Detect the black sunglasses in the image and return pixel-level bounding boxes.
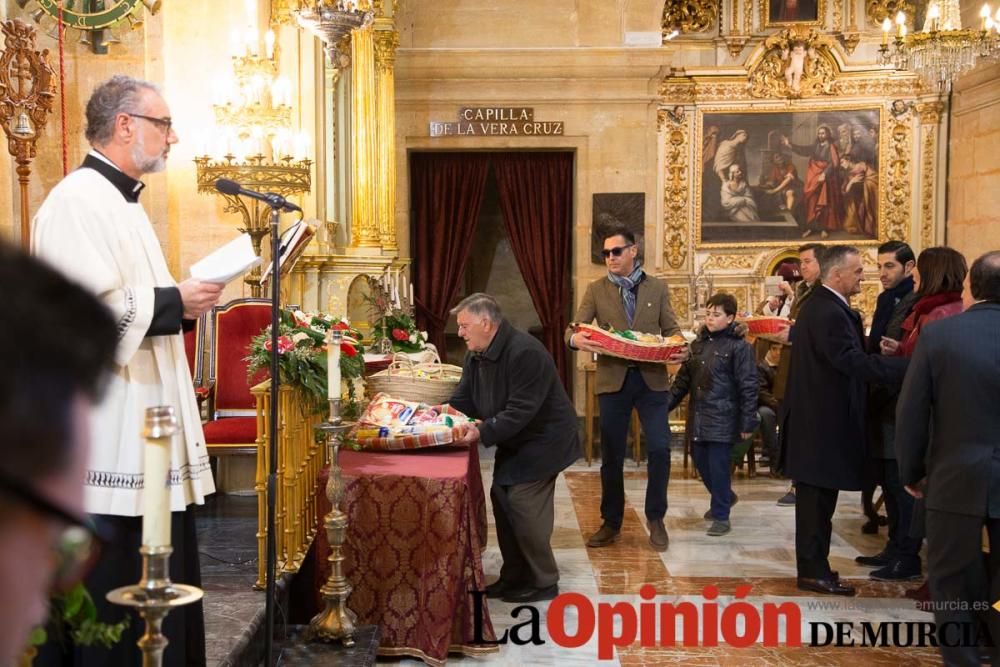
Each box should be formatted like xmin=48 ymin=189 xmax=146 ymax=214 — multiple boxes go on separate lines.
xmin=601 ymin=244 xmax=634 ymax=259
xmin=0 ymin=473 xmax=101 ymax=593
xmin=129 ymin=113 xmax=173 ymax=135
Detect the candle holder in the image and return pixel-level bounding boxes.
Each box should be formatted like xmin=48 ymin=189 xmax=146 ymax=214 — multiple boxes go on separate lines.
xmin=304 ymin=397 xmax=357 ymax=646
xmin=106 ymin=545 xmax=204 ymax=667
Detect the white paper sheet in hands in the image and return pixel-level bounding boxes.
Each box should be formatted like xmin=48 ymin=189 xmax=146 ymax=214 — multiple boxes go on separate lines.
xmin=189 ymin=233 xmax=261 ymax=284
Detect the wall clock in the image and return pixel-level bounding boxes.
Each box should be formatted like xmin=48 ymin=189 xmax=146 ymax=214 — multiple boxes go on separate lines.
xmin=18 ymin=0 xmax=161 ymax=53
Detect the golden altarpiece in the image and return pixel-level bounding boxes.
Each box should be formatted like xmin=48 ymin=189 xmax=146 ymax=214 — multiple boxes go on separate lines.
xmin=273 ymin=0 xmax=405 ymax=327
xmin=657 ymin=0 xmax=947 ymax=326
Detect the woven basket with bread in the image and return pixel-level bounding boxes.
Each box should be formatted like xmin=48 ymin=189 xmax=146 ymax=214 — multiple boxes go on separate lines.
xmin=366 ymin=351 xmax=463 ymax=404
xmin=571 ymin=323 xmax=688 ymax=363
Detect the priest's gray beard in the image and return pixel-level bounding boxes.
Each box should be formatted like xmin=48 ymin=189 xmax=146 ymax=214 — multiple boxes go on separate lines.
xmin=131 ymin=133 xmax=167 ymax=174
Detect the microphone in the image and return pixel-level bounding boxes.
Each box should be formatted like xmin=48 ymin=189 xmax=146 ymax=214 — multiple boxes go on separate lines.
xmin=214 ymin=178 xmax=302 ymax=213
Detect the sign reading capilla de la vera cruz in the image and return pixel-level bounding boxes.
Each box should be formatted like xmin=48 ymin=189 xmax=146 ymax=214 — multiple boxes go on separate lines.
xmin=430 ymin=107 xmax=564 ymax=137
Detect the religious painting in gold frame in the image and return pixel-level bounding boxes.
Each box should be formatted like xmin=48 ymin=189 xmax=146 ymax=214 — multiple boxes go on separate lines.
xmin=764 ymin=0 xmax=826 ymax=28
xmin=696 ymin=105 xmax=884 ymax=248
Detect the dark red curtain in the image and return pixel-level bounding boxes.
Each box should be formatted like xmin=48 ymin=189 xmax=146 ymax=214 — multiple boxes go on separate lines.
xmin=492 ymin=152 xmax=574 ymax=389
xmin=410 ymin=152 xmax=490 ymax=358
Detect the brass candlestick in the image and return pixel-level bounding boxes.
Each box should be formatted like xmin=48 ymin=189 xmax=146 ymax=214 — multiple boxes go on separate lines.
xmin=304 ymin=397 xmax=357 ymax=646
xmin=106 ymin=546 xmax=204 ymax=667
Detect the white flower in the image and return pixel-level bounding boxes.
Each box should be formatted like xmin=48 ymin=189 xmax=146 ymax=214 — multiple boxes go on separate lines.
xmin=293 ymin=309 xmax=308 ymax=322
xmin=291 ymin=331 xmax=310 ymax=344
xmin=420 ymin=331 xmax=428 ymax=341
xmin=409 ymin=333 xmax=418 ymax=344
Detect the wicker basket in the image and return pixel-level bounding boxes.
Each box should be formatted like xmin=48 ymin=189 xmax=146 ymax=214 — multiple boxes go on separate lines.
xmin=739 ymin=316 xmax=791 ymax=336
xmin=571 ymin=323 xmax=687 ymax=363
xmin=366 ymin=352 xmax=463 ymax=404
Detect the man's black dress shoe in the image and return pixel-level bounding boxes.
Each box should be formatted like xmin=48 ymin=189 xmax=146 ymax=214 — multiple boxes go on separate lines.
xmin=870 ymin=559 xmax=922 ymax=582
xmin=502 ymin=583 xmax=559 ymax=603
xmin=485 ymin=579 xmax=513 ymax=598
xmin=855 ymin=549 xmax=892 ymax=567
xmin=797 ymin=577 xmax=856 ymax=596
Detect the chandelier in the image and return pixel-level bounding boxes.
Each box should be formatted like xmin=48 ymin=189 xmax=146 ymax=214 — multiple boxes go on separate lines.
xmin=194 ymin=4 xmax=311 ymax=296
xmin=292 ymin=0 xmax=374 ymax=67
xmin=879 ymin=0 xmax=1000 ymax=91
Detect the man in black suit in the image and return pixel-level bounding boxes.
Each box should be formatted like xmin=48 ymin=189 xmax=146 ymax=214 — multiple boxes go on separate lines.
xmin=896 ymin=250 xmax=1000 ymax=665
xmin=782 ymin=245 xmax=907 ymax=596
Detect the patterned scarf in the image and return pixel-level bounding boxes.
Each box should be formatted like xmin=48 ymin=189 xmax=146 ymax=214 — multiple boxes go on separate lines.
xmin=608 ymin=262 xmax=644 ymax=326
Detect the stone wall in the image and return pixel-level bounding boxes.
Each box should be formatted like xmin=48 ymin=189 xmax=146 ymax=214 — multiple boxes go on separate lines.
xmin=947 ymin=62 xmax=1000 ymax=261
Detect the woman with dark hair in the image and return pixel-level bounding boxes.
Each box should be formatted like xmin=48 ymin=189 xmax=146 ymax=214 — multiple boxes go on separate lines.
xmin=880 ymin=245 xmax=967 ymax=604
xmin=881 ymin=246 xmax=967 ymax=359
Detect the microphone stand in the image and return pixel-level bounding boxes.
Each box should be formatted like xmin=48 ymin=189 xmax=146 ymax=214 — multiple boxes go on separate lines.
xmin=264 ymin=201 xmax=282 ymax=667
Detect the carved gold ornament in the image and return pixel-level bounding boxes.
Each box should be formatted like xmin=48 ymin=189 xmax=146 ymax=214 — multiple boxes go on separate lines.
xmin=747 ymin=26 xmax=837 ymax=99
xmin=669 ymin=285 xmax=691 ymax=321
xmin=661 ymin=0 xmax=718 ymax=35
xmin=661 ymin=109 xmax=690 ymax=271
xmin=866 ymin=0 xmax=914 ymax=26
xmin=702 ymin=254 xmax=758 ymax=271
xmin=881 ymin=109 xmax=912 ymax=242
xmin=917 ymin=101 xmax=944 ymax=248
xmin=838 ymin=31 xmax=861 ymax=54
xmin=855 ymin=281 xmax=880 ymax=325
xmin=724 ymin=35 xmax=751 ymax=59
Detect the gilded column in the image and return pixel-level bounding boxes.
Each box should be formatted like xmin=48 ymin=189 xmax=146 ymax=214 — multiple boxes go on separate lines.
xmin=917 ymin=101 xmax=945 ymax=249
xmin=350 ymin=25 xmax=380 ymax=248
xmin=373 ymin=25 xmax=399 ymax=252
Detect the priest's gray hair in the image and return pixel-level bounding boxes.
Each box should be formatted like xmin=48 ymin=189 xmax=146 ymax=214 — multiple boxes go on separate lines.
xmin=85 ymin=75 xmax=162 ymax=146
xmin=819 ymin=245 xmax=860 ymax=280
xmin=451 ymin=293 xmax=503 ymax=323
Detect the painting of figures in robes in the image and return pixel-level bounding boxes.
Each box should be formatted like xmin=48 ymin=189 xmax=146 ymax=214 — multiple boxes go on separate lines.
xmin=697 ymin=107 xmax=882 ymax=246
xmin=765 ymin=0 xmax=823 ymax=25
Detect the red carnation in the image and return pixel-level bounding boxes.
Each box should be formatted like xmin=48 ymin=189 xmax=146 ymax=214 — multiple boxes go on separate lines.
xmin=391 ymin=327 xmax=409 ymax=341
xmin=333 ymin=321 xmax=350 ymax=331
xmin=263 ymin=335 xmax=294 ymax=354
xmin=341 ymin=342 xmax=357 ymax=357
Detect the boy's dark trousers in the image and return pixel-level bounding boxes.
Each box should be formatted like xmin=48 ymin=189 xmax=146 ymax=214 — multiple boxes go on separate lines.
xmin=692 ymin=441 xmax=734 ymax=521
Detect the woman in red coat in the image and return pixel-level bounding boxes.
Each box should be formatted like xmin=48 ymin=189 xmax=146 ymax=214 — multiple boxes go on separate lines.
xmin=881 ymin=246 xmax=967 ymax=359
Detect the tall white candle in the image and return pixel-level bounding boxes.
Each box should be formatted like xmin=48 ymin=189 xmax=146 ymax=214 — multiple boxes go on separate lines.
xmin=409 ymin=282 xmax=414 ymax=307
xmin=142 ymin=407 xmax=175 ymax=549
xmin=327 ymin=330 xmax=341 ymax=400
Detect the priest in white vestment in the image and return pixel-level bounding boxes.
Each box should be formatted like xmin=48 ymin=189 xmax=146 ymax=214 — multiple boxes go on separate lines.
xmin=31 ymin=75 xmax=223 ymax=667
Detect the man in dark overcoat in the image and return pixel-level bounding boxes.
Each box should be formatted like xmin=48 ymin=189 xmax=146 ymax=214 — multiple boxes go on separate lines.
xmin=781 ymin=245 xmax=907 ymax=595
xmin=449 ymin=293 xmax=580 ymax=604
xmin=896 ymin=250 xmax=1000 ymax=666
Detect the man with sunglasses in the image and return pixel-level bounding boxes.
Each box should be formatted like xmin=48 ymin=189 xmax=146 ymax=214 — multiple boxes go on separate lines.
xmin=566 ymin=225 xmax=685 ymax=551
xmin=31 ymin=76 xmax=220 ymax=666
xmin=0 ymin=242 xmax=117 ymax=667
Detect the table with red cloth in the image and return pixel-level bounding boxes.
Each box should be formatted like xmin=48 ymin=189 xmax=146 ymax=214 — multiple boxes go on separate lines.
xmin=314 ymin=444 xmax=497 ymax=666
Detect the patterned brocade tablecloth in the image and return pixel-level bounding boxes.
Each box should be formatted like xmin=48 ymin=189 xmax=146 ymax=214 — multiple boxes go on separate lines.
xmin=315 ymin=445 xmax=497 ymax=665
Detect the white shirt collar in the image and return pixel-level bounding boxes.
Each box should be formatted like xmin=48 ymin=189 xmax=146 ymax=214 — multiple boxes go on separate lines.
xmin=822 ymin=284 xmax=849 ymax=307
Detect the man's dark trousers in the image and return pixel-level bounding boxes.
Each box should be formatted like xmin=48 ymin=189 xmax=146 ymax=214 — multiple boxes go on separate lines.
xmin=597 ymin=367 xmax=670 ymax=529
xmin=795 ymin=481 xmax=839 ymax=578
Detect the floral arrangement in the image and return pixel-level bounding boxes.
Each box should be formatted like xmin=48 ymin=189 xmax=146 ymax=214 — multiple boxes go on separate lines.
xmin=372 ymin=310 xmax=429 ymax=354
xmin=246 ymin=309 xmax=365 ymax=415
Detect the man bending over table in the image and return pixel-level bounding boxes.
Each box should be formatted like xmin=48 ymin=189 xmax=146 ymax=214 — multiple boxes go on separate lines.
xmin=449 ymin=293 xmax=580 ymax=604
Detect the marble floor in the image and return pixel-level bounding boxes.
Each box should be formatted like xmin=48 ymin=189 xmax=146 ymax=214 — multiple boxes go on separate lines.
xmin=388 ymin=448 xmax=948 ymax=666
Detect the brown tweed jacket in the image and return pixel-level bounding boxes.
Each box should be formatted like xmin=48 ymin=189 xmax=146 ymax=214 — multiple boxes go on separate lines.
xmin=565 ymin=274 xmax=681 ymax=394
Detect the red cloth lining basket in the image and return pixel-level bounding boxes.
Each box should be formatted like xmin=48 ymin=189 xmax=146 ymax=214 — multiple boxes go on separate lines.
xmin=571 ymin=323 xmax=687 ymax=363
xmin=739 ymin=316 xmax=791 ymax=336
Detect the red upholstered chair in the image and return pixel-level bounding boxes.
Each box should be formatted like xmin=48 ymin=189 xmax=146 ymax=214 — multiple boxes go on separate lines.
xmin=202 ymin=298 xmax=271 ymax=456
xmin=182 ymin=315 xmax=208 ymax=408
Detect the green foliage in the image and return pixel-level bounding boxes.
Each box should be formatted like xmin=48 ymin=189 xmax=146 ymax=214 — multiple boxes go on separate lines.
xmin=34 ymin=583 xmax=130 ymax=649
xmin=246 ymin=309 xmax=366 ymax=416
